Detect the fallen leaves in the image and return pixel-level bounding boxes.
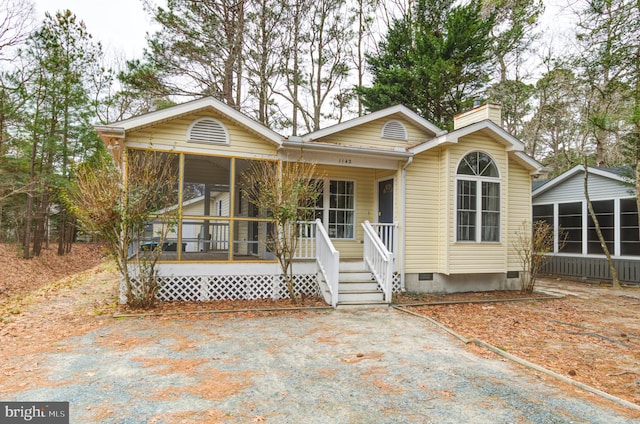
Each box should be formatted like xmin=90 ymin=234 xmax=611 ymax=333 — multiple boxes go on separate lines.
xmin=405 ymin=282 xmax=640 ymax=408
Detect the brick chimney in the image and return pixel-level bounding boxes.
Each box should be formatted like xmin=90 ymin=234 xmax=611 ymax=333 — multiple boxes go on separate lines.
xmin=453 ymin=103 xmax=502 ymax=130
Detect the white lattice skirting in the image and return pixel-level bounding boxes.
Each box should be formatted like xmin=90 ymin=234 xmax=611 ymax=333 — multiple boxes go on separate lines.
xmin=392 ymin=273 xmax=402 ymax=293
xmin=120 ymin=274 xmax=320 ymax=303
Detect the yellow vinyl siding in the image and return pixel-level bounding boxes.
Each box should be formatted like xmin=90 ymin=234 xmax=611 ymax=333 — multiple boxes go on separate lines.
xmin=404 ymin=149 xmax=442 ymax=272
xmin=438 ymin=149 xmax=450 ymax=271
xmin=453 ymin=104 xmax=502 ymax=129
xmin=446 ymin=135 xmax=509 ymax=273
xmin=506 ymin=159 xmax=532 ymax=271
xmin=127 ymin=112 xmax=278 ymax=156
xmin=315 ymin=115 xmax=430 ymax=150
xmin=316 ymin=165 xmax=376 ymax=259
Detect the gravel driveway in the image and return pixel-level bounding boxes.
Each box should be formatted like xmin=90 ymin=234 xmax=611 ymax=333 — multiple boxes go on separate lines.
xmin=2 ymin=308 xmax=636 ymax=423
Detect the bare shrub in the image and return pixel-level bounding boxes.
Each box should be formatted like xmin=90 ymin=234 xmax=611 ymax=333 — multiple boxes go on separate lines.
xmin=240 ymin=159 xmax=322 ymax=304
xmin=65 ymin=150 xmax=178 ymax=308
xmin=514 ymin=220 xmax=565 ymax=293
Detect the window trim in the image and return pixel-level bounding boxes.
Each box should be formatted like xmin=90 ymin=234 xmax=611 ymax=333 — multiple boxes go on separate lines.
xmin=314 ymin=178 xmax=357 ymax=240
xmin=454 ymin=151 xmax=501 ymax=243
xmin=533 ymin=197 xmax=640 ymax=258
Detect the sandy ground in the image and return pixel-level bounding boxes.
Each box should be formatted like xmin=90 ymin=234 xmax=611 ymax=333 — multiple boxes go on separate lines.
xmin=3 ymin=308 xmax=639 ymax=423
xmin=1 ymin=245 xmax=639 ymax=422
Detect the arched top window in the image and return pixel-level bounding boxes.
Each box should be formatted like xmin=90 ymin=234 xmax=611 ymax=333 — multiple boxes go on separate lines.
xmin=456 ymin=151 xmax=501 ymax=242
xmin=187 ymin=117 xmax=229 ymax=145
xmin=381 ymin=120 xmax=408 ymax=141
xmin=457 ymin=151 xmax=499 ymax=178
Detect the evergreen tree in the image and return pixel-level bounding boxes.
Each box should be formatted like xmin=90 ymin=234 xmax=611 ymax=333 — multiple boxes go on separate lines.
xmin=357 ymin=0 xmax=494 ymax=129
xmin=16 ymin=10 xmax=104 ymax=257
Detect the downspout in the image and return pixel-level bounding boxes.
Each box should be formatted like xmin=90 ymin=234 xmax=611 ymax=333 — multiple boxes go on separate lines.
xmin=400 ymin=156 xmax=414 ymax=291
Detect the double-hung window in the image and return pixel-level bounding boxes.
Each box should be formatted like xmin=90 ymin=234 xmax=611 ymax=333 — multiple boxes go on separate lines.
xmin=312 ymin=179 xmax=355 ymax=239
xmin=456 ymin=151 xmax=501 ymax=242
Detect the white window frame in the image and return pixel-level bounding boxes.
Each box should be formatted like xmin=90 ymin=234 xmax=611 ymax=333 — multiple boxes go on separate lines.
xmin=534 ymin=197 xmax=640 ymax=258
xmin=455 ymin=151 xmax=501 ymax=243
xmin=313 ymin=179 xmax=356 ymax=240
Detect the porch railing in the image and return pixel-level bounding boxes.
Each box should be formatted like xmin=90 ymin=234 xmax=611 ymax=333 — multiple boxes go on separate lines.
xmin=315 ymin=218 xmax=340 ymax=308
xmin=369 ymin=222 xmax=398 ymax=254
xmin=295 ymin=220 xmax=316 ymax=259
xmin=362 ymin=220 xmax=393 ymax=303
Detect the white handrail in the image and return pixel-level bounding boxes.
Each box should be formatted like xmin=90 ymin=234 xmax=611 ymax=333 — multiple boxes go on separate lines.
xmin=315 ymin=218 xmax=340 ymax=308
xmin=362 ymin=220 xmax=393 ymax=303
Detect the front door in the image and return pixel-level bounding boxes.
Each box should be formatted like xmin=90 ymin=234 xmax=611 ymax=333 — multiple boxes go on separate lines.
xmin=378 ymin=179 xmax=394 ymax=223
xmin=378 ymin=179 xmax=394 ymax=251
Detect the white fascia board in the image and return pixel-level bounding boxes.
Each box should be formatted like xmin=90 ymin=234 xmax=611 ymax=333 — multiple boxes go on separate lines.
xmin=281 ymin=140 xmax=412 ymax=159
xmin=409 ymin=134 xmax=454 ymax=154
xmin=300 ymin=105 xmax=445 ymax=141
xmin=587 ymin=166 xmax=631 ymax=182
xmin=105 ymin=97 xmax=284 ymax=146
xmin=94 ymin=125 xmax=125 ymax=138
xmin=512 ymin=151 xmax=547 ymax=174
xmin=456 ymin=120 xmax=525 ymax=150
xmin=532 ymin=165 xmax=631 ymax=198
xmin=411 ymin=120 xmax=526 ymax=154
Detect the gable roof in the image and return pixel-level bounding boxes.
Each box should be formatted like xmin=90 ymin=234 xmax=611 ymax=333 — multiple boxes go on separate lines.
xmin=94 ymin=97 xmax=284 ymax=146
xmin=411 ymin=119 xmax=546 ymax=174
xmin=532 ymin=165 xmax=634 ymax=198
xmin=297 ymin=104 xmax=446 ymax=142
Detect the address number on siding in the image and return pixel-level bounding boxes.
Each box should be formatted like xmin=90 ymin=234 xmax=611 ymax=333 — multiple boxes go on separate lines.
xmin=338 ymin=159 xmax=352 ymax=164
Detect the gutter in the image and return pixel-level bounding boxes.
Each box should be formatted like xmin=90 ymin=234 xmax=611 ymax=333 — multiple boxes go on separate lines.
xmin=94 ymin=125 xmax=126 ymax=138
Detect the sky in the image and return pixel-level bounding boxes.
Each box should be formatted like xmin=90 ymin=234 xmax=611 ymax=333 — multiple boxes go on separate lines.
xmin=30 ymin=0 xmax=576 ymax=76
xmin=31 ymin=0 xmax=156 ymax=59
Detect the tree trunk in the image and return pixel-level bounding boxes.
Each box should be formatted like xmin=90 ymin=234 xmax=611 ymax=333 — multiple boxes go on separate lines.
xmin=291 ymin=0 xmax=301 ymax=136
xmin=583 ymin=162 xmax=620 ymax=288
xmin=32 ymin=187 xmax=48 ymax=256
xmin=22 ymin=185 xmax=33 ymax=259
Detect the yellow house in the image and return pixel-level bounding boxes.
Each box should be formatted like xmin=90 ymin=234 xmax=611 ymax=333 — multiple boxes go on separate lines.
xmin=96 ymin=98 xmax=544 ymax=307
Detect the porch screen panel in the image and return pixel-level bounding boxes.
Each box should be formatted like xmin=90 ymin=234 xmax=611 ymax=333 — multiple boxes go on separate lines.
xmin=587 ymin=200 xmax=614 ymax=255
xmin=128 ymin=150 xmax=180 ymax=260
xmin=182 ymin=155 xmax=231 ymax=217
xmin=309 ymin=179 xmax=324 ymax=222
xmin=558 ymin=202 xmax=582 ymax=253
xmin=620 ymin=198 xmax=640 ymax=256
xmin=178 ymin=219 xmax=230 ymax=261
xmin=234 ymin=159 xmax=273 ymax=218
xmin=136 ymin=218 xmax=181 ymax=261
xmin=233 ymin=220 xmax=275 ymax=261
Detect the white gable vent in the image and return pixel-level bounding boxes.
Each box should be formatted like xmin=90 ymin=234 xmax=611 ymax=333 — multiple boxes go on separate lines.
xmin=187 ymin=117 xmax=229 ymax=145
xmin=381 ymin=120 xmax=408 ymax=141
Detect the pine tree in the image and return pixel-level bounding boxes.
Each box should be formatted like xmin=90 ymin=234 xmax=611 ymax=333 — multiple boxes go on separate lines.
xmin=357 ymin=0 xmax=494 ymax=129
